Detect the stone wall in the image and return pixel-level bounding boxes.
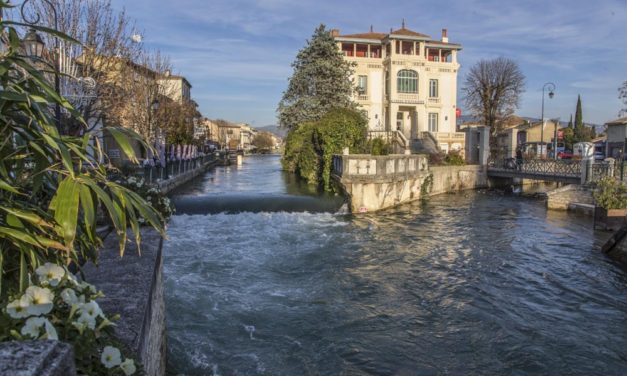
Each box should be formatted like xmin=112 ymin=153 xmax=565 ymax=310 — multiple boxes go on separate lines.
xmin=158 ymin=159 xmax=220 ymax=194
xmin=333 ymin=154 xmax=430 ymax=212
xmin=428 ymin=165 xmax=488 ymax=196
xmin=0 ymin=341 xmax=76 ymax=376
xmin=81 ymin=229 xmax=166 ymax=376
xmin=545 ymin=184 xmax=594 ymax=210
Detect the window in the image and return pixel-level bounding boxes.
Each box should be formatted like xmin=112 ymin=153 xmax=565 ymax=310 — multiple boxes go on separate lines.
xmin=357 ymin=75 xmax=368 ymax=94
xmin=397 ymin=70 xmax=418 ymax=93
xmin=429 ymin=79 xmax=438 ymax=98
xmin=428 ymin=113 xmax=439 ymax=132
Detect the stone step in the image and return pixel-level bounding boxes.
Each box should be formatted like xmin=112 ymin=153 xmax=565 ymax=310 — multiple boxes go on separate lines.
xmin=568 ymin=203 xmax=595 ymax=216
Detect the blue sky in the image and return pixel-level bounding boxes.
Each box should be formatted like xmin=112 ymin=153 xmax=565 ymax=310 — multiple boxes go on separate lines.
xmin=110 ymin=0 xmax=627 ymax=126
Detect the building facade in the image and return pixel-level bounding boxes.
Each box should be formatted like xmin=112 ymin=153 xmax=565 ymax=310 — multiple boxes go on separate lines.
xmin=333 ymin=24 xmax=464 ymax=153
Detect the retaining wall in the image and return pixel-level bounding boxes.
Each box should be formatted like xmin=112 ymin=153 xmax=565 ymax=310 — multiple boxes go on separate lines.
xmin=428 ymin=165 xmax=488 ymax=196
xmin=81 ymin=229 xmax=166 ymax=376
xmin=545 ymin=184 xmax=594 ymax=210
xmin=158 ymin=159 xmax=219 ymax=194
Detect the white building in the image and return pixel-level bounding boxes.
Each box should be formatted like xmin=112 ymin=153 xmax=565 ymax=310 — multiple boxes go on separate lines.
xmin=333 ymin=23 xmax=465 ymax=153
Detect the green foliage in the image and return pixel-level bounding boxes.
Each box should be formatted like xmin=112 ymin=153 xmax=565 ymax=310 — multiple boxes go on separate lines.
xmin=594 ymin=177 xmax=627 ymax=210
xmin=445 ymin=150 xmax=465 ymax=166
xmin=575 ymin=95 xmax=583 ymax=129
xmin=110 ymin=174 xmax=173 ymax=222
xmin=282 ymin=108 xmax=368 ymax=190
xmin=367 ymin=138 xmax=391 ymax=156
xmin=562 ymin=126 xmax=575 ymax=151
xmin=0 ymin=13 xmax=164 ymax=300
xmin=277 ymin=24 xmax=357 ymax=131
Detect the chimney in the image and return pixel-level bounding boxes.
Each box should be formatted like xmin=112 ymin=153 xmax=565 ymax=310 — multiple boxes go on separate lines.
xmin=330 ymin=29 xmax=340 ymax=38
xmin=442 ymin=28 xmax=449 ymax=43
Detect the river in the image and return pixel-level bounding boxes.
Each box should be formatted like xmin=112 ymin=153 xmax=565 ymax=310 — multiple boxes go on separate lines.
xmin=164 ymin=154 xmax=627 ymax=375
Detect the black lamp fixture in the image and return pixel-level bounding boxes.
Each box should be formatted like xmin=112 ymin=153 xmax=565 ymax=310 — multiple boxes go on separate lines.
xmin=22 ymin=28 xmax=45 ymax=59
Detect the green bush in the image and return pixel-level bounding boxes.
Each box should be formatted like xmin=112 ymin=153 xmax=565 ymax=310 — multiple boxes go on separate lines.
xmin=282 ymin=108 xmax=367 ymax=190
xmin=594 ymin=177 xmax=627 ymax=210
xmin=445 ymin=150 xmax=465 ymax=166
xmin=368 ymin=138 xmax=391 ymax=156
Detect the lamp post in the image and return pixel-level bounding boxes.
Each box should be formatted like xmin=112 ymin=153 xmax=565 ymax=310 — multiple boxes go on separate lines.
xmin=540 ymin=82 xmax=556 ymax=158
xmin=20 ymin=0 xmax=61 ymax=132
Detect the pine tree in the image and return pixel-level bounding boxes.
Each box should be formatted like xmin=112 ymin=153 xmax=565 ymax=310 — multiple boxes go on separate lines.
xmin=278 ymin=24 xmax=357 ymax=131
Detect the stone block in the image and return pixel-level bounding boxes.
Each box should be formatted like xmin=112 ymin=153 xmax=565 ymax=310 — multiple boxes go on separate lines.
xmin=0 ymin=341 xmax=76 ymax=376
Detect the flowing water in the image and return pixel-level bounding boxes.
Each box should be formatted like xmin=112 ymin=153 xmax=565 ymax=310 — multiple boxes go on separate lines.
xmin=164 ymin=154 xmax=627 ymax=375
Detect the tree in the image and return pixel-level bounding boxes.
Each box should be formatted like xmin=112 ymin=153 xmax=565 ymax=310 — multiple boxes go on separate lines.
xmin=567 ymin=114 xmax=573 ymax=128
xmin=283 ymin=108 xmax=367 ymax=190
xmin=573 ymin=95 xmax=589 ymax=142
xmin=252 ymin=132 xmax=275 ymax=152
xmin=277 ymin=24 xmax=357 ymax=131
xmin=462 ymin=57 xmax=525 ymax=142
xmin=25 ymin=0 xmax=144 ymax=134
xmin=619 ymin=81 xmax=627 ymax=117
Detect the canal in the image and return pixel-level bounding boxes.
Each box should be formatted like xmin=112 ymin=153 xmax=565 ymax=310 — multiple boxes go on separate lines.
xmin=164 ymin=154 xmax=627 ymax=375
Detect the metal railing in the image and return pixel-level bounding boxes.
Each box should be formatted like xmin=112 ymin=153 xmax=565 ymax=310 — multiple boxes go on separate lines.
xmin=132 ymin=154 xmax=219 ymax=185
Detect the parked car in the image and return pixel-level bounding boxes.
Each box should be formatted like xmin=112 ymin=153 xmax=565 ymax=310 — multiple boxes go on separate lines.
xmin=594 ymin=152 xmax=605 ymax=161
xmin=557 ymin=151 xmax=573 ymax=159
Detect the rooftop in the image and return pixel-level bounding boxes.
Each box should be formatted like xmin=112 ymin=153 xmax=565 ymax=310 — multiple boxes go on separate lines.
xmin=606 ymin=116 xmax=627 ymax=126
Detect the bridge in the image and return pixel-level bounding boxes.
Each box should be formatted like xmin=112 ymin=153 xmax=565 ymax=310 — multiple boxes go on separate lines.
xmin=487 ymin=158 xmax=616 ymax=184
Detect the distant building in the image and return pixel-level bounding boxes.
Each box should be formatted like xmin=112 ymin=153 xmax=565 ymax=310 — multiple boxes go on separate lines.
xmin=332 ymin=23 xmax=464 ymax=153
xmin=493 ymin=116 xmax=562 ymax=157
xmin=158 ymin=71 xmax=192 ymax=103
xmin=605 ymin=117 xmax=627 ymax=158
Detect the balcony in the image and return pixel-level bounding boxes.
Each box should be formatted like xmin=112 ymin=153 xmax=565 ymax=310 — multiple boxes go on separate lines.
xmin=392 ymin=93 xmax=422 ymax=104
xmin=357 ymin=94 xmax=369 ymax=101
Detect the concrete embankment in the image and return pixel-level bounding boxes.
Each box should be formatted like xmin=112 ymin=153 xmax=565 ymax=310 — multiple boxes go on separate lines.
xmin=332 ymin=153 xmax=490 ymax=212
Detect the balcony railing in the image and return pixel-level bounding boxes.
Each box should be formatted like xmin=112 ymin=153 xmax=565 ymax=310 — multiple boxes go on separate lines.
xmin=428 ymin=97 xmax=441 ymax=104
xmin=357 ymin=94 xmax=369 ymax=101
xmin=394 ymin=93 xmax=422 ymax=103
xmin=434 ymin=132 xmax=466 ymax=141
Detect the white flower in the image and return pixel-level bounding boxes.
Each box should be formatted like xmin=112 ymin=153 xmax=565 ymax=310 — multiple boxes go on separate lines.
xmin=79 ymin=300 xmax=104 ymax=319
xmin=128 ymin=177 xmax=136 ymax=184
xmin=24 ymin=286 xmax=54 ymax=316
xmin=75 ymin=312 xmax=96 ymax=330
xmin=6 ymin=296 xmax=30 ymax=319
xmin=21 ymin=317 xmax=45 ymax=338
xmin=44 ymin=319 xmax=58 ymax=340
xmin=120 ymin=358 xmax=137 ymax=375
xmin=35 ymin=263 xmax=65 ymax=287
xmin=60 ymin=288 xmax=79 ymax=305
xmin=146 ymin=196 xmax=152 ymax=201
xmin=101 ymin=346 xmax=122 ymax=368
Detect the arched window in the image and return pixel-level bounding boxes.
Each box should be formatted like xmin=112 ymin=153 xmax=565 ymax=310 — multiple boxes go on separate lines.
xmin=397 ymin=70 xmax=418 ymax=93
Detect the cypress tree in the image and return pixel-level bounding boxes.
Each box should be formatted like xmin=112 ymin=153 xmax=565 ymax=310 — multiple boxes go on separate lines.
xmin=574 ymin=95 xmax=584 ymax=141
xmin=278 ymin=24 xmax=357 ymax=131
xmin=567 ymin=114 xmax=573 ymax=128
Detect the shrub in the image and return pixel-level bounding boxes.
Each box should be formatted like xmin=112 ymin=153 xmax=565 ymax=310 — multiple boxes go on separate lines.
xmin=594 ymin=177 xmax=627 ymax=210
xmin=368 ymin=138 xmax=391 ymax=156
xmin=445 ymin=150 xmax=465 ymax=166
xmin=283 ymin=108 xmax=367 ymax=190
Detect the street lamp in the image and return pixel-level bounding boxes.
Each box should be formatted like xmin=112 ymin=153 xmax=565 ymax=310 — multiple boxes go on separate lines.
xmin=540 ymin=82 xmax=556 ymax=158
xmin=20 ymin=0 xmax=62 ymax=132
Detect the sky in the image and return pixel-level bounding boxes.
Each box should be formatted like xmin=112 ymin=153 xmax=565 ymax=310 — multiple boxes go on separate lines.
xmin=110 ymin=0 xmax=627 ymax=127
